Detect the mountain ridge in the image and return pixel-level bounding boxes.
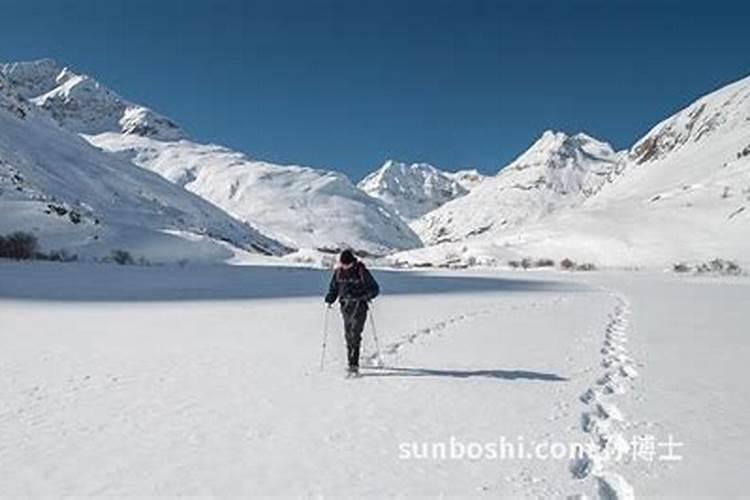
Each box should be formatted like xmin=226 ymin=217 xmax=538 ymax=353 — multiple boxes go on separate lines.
xmin=4 ymin=57 xmax=748 ymax=267
xmin=396 ymin=73 xmax=750 ymax=268
xmin=412 ymin=130 xmax=623 ymax=245
xmin=0 ymin=69 xmax=288 ymax=262
xmin=357 ymin=160 xmax=469 ymax=221
xmin=2 ymin=59 xmax=186 ymax=141
xmin=3 ymin=59 xmax=422 ymax=255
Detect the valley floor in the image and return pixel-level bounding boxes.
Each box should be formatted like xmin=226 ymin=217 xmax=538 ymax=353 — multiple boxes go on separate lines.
xmin=0 ymin=262 xmax=747 ymax=497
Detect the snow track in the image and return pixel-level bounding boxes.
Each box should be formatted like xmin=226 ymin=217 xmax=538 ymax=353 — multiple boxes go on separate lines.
xmin=364 ymin=294 xmax=568 ymax=368
xmin=572 ymin=291 xmax=638 ymax=500
xmin=364 ymin=307 xmax=489 ymax=366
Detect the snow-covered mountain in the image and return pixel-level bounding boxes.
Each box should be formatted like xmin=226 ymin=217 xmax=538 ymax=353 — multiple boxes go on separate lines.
xmin=412 ymin=131 xmax=622 ymax=244
xmin=88 ymin=134 xmax=422 ymax=254
xmin=7 ymin=57 xmax=745 ymax=268
xmin=357 ymin=160 xmax=469 ymax=220
xmin=535 ymin=72 xmax=750 ymax=266
xmin=398 ymin=73 xmax=750 ymax=268
xmin=2 ymin=60 xmax=185 ymax=141
xmin=4 ymin=59 xmax=421 ymax=255
xmin=0 ymin=67 xmax=286 ymax=262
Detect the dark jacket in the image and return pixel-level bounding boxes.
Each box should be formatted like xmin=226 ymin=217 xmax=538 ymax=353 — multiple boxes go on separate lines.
xmin=325 ymin=261 xmax=380 ymax=304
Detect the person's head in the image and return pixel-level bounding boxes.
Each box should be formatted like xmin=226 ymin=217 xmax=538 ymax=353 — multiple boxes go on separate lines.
xmin=339 ymin=249 xmax=356 ymax=268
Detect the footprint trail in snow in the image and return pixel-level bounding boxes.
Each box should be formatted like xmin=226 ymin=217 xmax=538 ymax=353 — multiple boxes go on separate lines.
xmin=572 ymin=293 xmax=638 ymax=500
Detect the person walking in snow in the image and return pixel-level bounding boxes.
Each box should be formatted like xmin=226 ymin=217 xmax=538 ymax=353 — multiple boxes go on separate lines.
xmin=325 ymin=249 xmax=380 ymax=376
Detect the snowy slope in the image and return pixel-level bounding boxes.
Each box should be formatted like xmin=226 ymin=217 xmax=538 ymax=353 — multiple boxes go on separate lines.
xmin=0 ymin=70 xmax=30 ymax=119
xmin=0 ymin=70 xmax=286 ymax=262
xmin=87 ymin=134 xmax=421 ymax=254
xmin=494 ymin=74 xmax=750 ymax=267
xmin=357 ymin=160 xmax=468 ymax=220
xmin=595 ymin=72 xmax=750 ymax=205
xmin=399 ymin=74 xmax=750 ymax=268
xmin=2 ymin=59 xmax=185 ymax=140
xmin=413 ymin=131 xmax=622 ymax=245
xmin=444 ymin=168 xmax=487 ymax=190
xmin=4 ymin=59 xmax=421 ymax=255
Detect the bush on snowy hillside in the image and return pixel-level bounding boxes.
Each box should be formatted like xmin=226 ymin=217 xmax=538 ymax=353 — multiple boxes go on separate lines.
xmin=508 ymin=257 xmax=556 ymax=269
xmin=672 ymin=262 xmax=691 ymax=273
xmin=576 ymin=262 xmax=597 ymax=271
xmin=560 ymin=258 xmax=597 ymax=271
xmin=105 ymin=249 xmax=150 ymax=266
xmin=0 ymin=231 xmax=80 ymax=262
xmin=110 ymin=249 xmax=135 ymax=265
xmin=673 ymin=258 xmax=743 ymax=276
xmin=560 ymin=258 xmax=576 ymax=270
xmin=0 ymin=231 xmax=38 ymax=260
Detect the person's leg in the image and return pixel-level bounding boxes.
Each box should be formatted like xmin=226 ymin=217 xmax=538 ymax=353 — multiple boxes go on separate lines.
xmin=342 ymin=303 xmax=360 ymax=370
xmin=348 ymin=304 xmax=367 ymax=369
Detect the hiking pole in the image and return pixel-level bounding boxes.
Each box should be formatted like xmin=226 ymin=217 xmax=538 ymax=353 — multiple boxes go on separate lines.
xmin=320 ymin=306 xmax=331 ymax=371
xmin=368 ymin=305 xmax=384 ymax=367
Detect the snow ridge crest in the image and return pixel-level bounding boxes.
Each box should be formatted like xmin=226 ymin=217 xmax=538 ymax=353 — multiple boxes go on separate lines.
xmin=1 ymin=58 xmax=185 ymax=141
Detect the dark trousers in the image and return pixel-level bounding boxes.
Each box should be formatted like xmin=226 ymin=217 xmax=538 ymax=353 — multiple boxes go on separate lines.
xmin=340 ymin=300 xmax=368 ymax=368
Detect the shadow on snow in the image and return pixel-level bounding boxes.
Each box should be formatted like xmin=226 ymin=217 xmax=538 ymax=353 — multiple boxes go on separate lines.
xmin=0 ymin=261 xmax=588 ymax=302
xmin=360 ymin=365 xmax=568 ymax=382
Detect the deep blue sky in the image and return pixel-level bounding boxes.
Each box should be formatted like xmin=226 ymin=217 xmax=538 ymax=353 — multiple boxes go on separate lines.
xmin=1 ymin=0 xmax=748 ymax=179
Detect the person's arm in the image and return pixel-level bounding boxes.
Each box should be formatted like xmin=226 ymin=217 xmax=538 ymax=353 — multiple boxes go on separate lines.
xmin=325 ymin=272 xmax=339 ymax=304
xmin=363 ymin=267 xmax=380 ymax=300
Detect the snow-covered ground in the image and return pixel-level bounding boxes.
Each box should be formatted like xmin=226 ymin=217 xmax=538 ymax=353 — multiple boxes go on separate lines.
xmin=1 ymin=261 xmax=746 ymax=497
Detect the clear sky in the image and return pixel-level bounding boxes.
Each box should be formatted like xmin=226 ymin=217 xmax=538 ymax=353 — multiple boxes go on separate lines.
xmin=1 ymin=0 xmax=749 ymax=179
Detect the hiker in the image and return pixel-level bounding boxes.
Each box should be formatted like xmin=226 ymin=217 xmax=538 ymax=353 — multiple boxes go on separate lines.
xmin=325 ymin=249 xmax=380 ymax=376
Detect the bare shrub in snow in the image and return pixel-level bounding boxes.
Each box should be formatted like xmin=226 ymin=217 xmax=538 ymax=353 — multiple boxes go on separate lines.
xmin=557 ymin=258 xmax=596 ymax=271
xmin=560 ymin=258 xmax=576 ymax=270
xmin=111 ymin=249 xmax=135 ymax=266
xmin=673 ymin=262 xmax=691 ymax=273
xmin=695 ymin=258 xmax=742 ymax=276
xmin=576 ymin=262 xmax=597 ymax=271
xmin=0 ymin=232 xmax=79 ymax=262
xmin=535 ymin=258 xmax=555 ymax=267
xmin=0 ymin=231 xmax=38 ymax=260
xmin=508 ymin=257 xmax=555 ymax=269
xmin=441 ymin=258 xmax=469 ymax=269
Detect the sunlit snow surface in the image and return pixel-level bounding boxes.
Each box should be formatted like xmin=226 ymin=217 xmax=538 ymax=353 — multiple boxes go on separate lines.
xmin=1 ymin=261 xmax=747 ymax=497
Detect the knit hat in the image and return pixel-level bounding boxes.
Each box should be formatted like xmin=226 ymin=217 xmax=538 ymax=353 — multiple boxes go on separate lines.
xmin=339 ymin=249 xmax=356 ymax=265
